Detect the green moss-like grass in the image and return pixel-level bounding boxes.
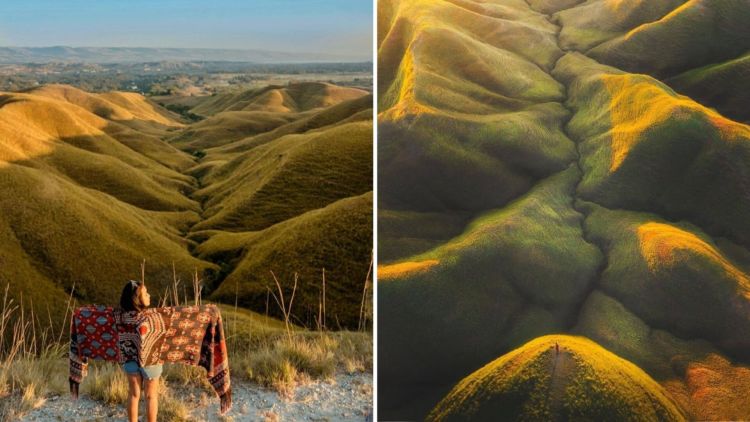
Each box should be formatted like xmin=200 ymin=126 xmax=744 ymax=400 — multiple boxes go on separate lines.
xmin=378 ymin=0 xmax=560 ymax=113
xmin=0 ymin=163 xmax=217 ymax=326
xmin=428 ymin=335 xmax=686 ymax=421
xmin=555 ymin=52 xmax=750 ymax=247
xmin=555 ymin=0 xmax=687 ymax=51
xmin=196 ymin=193 xmax=372 ymax=329
xmin=588 ymin=0 xmax=750 ymax=77
xmin=667 ymin=53 xmax=750 ymax=123
xmin=580 ymin=203 xmax=750 ymax=359
xmin=378 ymin=169 xmax=601 ymax=417
xmin=193 ymin=121 xmax=372 ymax=232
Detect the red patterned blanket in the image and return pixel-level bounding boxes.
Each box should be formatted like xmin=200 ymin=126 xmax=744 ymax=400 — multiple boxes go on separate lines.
xmin=69 ymin=304 xmax=231 ymax=414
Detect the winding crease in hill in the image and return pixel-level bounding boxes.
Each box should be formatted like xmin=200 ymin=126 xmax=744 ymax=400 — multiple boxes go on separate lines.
xmin=1 ymin=81 xmax=372 ymax=330
xmin=378 ymin=0 xmax=750 ymax=420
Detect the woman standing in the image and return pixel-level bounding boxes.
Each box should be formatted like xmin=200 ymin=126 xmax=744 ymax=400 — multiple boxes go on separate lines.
xmin=119 ymin=280 xmax=162 ymax=422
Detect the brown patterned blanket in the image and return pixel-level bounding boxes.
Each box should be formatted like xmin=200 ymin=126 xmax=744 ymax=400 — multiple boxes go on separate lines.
xmin=69 ymin=304 xmax=231 ymax=414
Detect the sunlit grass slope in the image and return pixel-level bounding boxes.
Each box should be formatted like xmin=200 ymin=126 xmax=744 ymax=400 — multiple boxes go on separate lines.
xmin=191 ymin=121 xmax=371 ymax=232
xmin=25 ymin=85 xmax=196 ymax=171
xmin=153 ymin=84 xmax=376 ymax=331
xmin=194 ymin=193 xmax=372 ymax=328
xmin=578 ymin=203 xmax=750 ymax=358
xmin=667 ymin=53 xmax=750 ymax=123
xmin=0 ymin=163 xmax=216 ymax=321
xmin=189 ymin=82 xmax=368 ymax=116
xmin=28 ymin=84 xmax=182 ymax=131
xmin=427 ymin=335 xmax=685 ymax=422
xmin=555 ymin=0 xmax=687 ymax=51
xmin=573 ymin=290 xmax=750 ymax=420
xmin=587 ymin=0 xmax=750 ymax=77
xmin=573 ymin=206 xmax=750 ymax=419
xmin=378 ymin=0 xmax=750 ymax=420
xmin=379 ymin=103 xmax=574 ymax=214
xmin=0 ymin=92 xmax=199 ymax=211
xmin=0 ymin=84 xmax=218 ymax=325
xmin=0 ymin=78 xmax=373 ymax=342
xmin=378 ymin=169 xmax=601 ymax=414
xmin=378 ymin=0 xmax=580 ymax=263
xmin=168 ymin=110 xmax=299 ymax=151
xmin=379 ymin=0 xmax=562 ymax=113
xmin=379 ymin=0 xmax=561 ymax=113
xmin=555 ymin=52 xmax=750 ymax=247
xmin=207 ymin=94 xmax=373 ymax=158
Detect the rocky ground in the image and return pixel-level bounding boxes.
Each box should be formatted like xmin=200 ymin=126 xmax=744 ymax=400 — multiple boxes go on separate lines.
xmin=17 ymin=373 xmax=373 ymax=421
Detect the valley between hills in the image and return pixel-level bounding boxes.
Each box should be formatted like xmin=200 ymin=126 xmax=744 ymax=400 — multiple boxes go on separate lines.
xmin=377 ymin=0 xmax=750 ymax=420
xmin=0 ymin=80 xmax=373 ymax=330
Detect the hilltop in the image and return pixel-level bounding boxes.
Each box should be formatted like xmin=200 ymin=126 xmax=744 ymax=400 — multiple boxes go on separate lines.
xmin=428 ymin=336 xmax=685 ymax=421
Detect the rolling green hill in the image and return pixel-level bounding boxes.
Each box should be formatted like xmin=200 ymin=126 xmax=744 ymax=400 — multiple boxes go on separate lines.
xmin=428 ymin=335 xmax=685 ymax=422
xmin=189 ymin=82 xmax=368 ymax=116
xmin=378 ymin=0 xmax=750 ymax=420
xmin=0 ymin=80 xmax=372 ymax=331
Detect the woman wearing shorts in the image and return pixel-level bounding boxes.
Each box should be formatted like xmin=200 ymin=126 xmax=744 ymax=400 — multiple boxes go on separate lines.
xmin=119 ymin=280 xmax=162 ymax=422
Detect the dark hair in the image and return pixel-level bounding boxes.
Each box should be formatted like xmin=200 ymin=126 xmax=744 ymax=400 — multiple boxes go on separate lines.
xmin=120 ymin=280 xmax=146 ymax=312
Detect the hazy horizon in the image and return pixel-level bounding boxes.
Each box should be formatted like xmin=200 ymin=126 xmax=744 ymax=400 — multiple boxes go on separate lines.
xmin=0 ymin=0 xmax=372 ymax=59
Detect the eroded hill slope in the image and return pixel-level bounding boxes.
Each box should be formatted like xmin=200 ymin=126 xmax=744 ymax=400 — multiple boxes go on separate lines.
xmin=377 ymin=0 xmax=750 ymax=419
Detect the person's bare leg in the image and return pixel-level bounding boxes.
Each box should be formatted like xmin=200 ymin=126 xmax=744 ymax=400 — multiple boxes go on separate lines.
xmin=126 ymin=373 xmax=142 ymax=422
xmin=143 ymin=377 xmax=159 ymax=422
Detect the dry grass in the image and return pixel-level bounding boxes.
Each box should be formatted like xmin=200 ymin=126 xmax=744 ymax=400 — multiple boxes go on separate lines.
xmin=221 ymin=298 xmax=372 ymax=397
xmin=0 ymin=284 xmax=73 ymax=422
xmin=158 ymin=380 xmax=192 ymax=422
xmin=84 ymin=363 xmax=129 ymax=404
xmin=200 ymin=193 xmax=373 ymax=329
xmin=0 ymin=257 xmax=372 ymax=421
xmin=188 ymin=82 xmax=367 ymax=117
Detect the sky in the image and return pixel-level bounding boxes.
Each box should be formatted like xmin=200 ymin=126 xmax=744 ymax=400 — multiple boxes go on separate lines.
xmin=0 ymin=0 xmax=372 ymax=59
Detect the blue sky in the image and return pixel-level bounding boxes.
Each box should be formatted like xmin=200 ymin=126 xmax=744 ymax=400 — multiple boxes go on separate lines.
xmin=0 ymin=0 xmax=372 ymax=58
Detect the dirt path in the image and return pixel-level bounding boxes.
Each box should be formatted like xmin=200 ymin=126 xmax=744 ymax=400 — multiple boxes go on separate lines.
xmin=546 ymin=347 xmax=574 ymax=420
xmin=18 ymin=373 xmax=372 ymax=422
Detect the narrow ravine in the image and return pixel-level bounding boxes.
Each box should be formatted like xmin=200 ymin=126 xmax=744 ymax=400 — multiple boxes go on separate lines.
xmin=524 ymin=0 xmax=611 ymax=330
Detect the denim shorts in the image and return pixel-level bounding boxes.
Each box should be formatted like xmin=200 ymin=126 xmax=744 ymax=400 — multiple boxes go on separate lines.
xmin=122 ymin=361 xmax=163 ymax=380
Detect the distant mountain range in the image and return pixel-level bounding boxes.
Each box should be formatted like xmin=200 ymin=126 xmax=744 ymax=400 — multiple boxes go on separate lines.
xmin=0 ymin=46 xmax=368 ymax=64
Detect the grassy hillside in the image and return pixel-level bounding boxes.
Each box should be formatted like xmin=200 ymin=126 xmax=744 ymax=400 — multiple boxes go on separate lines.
xmin=0 ymin=135 xmax=213 ymax=320
xmin=379 ymin=0 xmax=750 ymax=420
xmin=379 ymin=170 xmax=601 ymax=417
xmin=168 ymin=111 xmax=299 ymax=151
xmin=588 ymin=0 xmax=750 ymax=77
xmin=427 ymin=335 xmax=685 ymax=421
xmin=189 ymin=82 xmax=367 ymax=116
xmin=209 ymin=94 xmax=373 ymax=157
xmin=191 ymin=121 xmax=372 ymax=232
xmin=0 ymin=79 xmax=372 ymax=333
xmin=578 ymin=204 xmax=750 ymax=358
xmin=555 ymin=52 xmax=750 ymax=247
xmin=378 ymin=0 xmax=581 ymax=263
xmin=667 ymin=53 xmax=750 ymax=123
xmin=196 ymin=193 xmax=373 ymax=328
xmin=169 ymin=82 xmax=372 ymax=329
xmin=555 ymin=0 xmax=688 ymax=51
